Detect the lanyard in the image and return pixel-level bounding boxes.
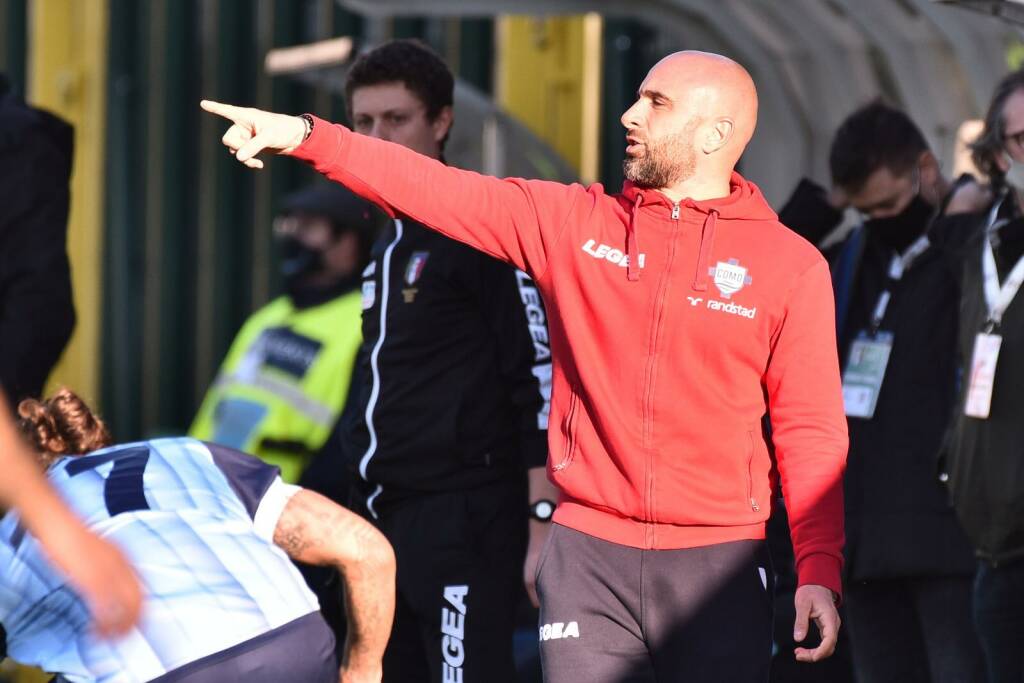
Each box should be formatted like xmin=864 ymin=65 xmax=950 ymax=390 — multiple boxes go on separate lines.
xmin=868 ymin=234 xmax=931 ymax=333
xmin=982 ymin=195 xmax=1024 ymax=329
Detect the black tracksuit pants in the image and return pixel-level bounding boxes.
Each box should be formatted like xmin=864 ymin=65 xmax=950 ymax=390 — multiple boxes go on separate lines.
xmin=535 ymin=524 xmax=774 ymax=682
xmin=357 ymin=477 xmax=528 ymax=683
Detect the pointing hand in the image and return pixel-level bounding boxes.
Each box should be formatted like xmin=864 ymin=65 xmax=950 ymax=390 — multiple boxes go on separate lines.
xmin=200 ymin=100 xmax=308 ymax=169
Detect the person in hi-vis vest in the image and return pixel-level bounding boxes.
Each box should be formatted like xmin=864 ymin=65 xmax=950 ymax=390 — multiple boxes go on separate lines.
xmin=191 ymin=184 xmax=383 ymax=483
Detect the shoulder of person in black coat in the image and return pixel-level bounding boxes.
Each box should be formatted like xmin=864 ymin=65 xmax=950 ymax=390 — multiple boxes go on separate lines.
xmin=929 ymin=211 xmax=987 ymax=249
xmin=0 ymin=74 xmax=73 ymax=174
xmin=0 ymin=73 xmax=77 ymax=403
xmin=927 ymin=208 xmax=990 ymax=285
xmin=778 ymin=178 xmax=846 ymax=248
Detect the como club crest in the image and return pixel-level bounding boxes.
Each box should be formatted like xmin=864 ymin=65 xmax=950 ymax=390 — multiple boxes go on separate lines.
xmin=708 ymin=258 xmax=752 ymax=299
xmin=405 ymin=251 xmax=430 ymax=286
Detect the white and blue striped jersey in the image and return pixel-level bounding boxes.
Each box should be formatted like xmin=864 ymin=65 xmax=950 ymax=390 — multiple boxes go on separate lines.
xmin=0 ymin=437 xmax=319 ymax=682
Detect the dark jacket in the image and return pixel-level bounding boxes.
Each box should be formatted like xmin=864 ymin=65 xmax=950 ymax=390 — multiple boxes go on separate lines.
xmin=341 ymin=219 xmax=549 ymax=514
xmin=780 ymin=179 xmax=975 ymax=580
xmin=0 ymin=74 xmax=75 ymax=404
xmin=944 ymin=197 xmax=1024 ymax=564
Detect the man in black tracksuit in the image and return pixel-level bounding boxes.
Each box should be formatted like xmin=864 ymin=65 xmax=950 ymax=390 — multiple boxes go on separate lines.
xmin=318 ymin=41 xmax=551 ymax=683
xmin=779 ymin=102 xmax=984 ymax=683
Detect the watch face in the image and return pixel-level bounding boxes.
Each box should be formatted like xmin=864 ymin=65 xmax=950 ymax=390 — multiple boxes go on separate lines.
xmin=533 ymin=500 xmax=555 ymax=521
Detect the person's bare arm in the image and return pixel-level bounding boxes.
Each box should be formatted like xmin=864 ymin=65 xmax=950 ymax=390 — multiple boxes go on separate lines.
xmin=0 ymin=398 xmax=141 ymax=636
xmin=274 ymin=489 xmax=395 ymax=683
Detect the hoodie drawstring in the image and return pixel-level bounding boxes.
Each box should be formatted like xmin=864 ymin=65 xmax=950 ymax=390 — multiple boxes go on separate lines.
xmin=692 ymin=208 xmax=719 ymax=291
xmin=626 ymin=194 xmax=643 ymax=282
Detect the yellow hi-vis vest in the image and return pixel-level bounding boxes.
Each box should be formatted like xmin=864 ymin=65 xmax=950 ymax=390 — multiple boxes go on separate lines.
xmin=189 ymin=289 xmax=362 ymax=483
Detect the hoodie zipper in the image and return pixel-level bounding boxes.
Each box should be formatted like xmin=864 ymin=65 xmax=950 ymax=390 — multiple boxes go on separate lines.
xmin=746 ymin=431 xmax=760 ymax=513
xmin=640 ymin=202 xmax=682 ymax=546
xmin=554 ymin=384 xmax=580 ymax=472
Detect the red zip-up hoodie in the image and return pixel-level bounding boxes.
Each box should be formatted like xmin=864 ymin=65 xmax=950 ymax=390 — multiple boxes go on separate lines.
xmin=293 ymin=117 xmax=848 ymax=595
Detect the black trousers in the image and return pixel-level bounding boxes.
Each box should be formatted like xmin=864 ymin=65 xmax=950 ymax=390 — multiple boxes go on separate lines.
xmin=974 ymin=558 xmax=1024 ymax=683
xmin=536 ymin=524 xmax=774 ymax=683
xmin=845 ymin=576 xmax=984 ymax=683
xmin=360 ymin=478 xmax=528 ymax=683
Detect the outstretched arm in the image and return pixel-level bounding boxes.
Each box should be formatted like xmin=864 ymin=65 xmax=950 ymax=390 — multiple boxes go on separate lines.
xmin=274 ymin=489 xmax=395 ymax=683
xmin=200 ymin=100 xmax=586 ymax=280
xmin=0 ymin=397 xmax=141 ymax=636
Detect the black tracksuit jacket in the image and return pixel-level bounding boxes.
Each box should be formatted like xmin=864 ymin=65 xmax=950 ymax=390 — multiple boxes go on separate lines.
xmin=331 ymin=218 xmax=550 ymax=514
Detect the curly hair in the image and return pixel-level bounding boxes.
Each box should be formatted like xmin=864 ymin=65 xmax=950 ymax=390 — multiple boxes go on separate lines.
xmin=17 ymin=388 xmax=113 ymax=467
xmin=344 ymin=39 xmax=454 ymax=148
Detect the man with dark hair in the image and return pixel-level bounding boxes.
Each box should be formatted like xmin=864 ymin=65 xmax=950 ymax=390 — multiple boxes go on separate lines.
xmin=344 ymin=39 xmax=454 ymax=152
xmin=779 ymin=101 xmax=985 ymax=683
xmin=300 ymin=40 xmax=551 ymax=683
xmin=940 ymin=67 xmax=1024 ymax=683
xmin=829 ymin=100 xmax=930 ymax=197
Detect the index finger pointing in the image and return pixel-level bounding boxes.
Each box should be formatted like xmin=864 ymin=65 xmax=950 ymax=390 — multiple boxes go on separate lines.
xmin=200 ymin=99 xmax=247 ymax=122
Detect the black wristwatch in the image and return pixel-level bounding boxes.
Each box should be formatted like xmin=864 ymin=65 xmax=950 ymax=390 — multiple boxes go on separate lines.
xmin=299 ymin=113 xmax=314 ymax=141
xmin=529 ymin=499 xmax=556 ymax=523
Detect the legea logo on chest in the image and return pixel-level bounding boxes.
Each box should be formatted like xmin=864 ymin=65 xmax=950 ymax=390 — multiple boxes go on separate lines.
xmin=582 ymin=239 xmax=645 ymax=269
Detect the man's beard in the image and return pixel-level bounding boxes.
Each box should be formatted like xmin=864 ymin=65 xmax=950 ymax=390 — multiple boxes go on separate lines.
xmin=623 ymin=125 xmax=698 ymax=189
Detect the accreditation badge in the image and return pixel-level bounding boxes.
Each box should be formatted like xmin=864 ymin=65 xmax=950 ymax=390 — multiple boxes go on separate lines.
xmin=965 ymin=332 xmax=1002 ymax=419
xmin=842 ymin=330 xmax=894 ymax=419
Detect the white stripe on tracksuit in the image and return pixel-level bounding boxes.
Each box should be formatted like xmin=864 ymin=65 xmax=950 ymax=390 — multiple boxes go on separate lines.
xmin=359 ymin=218 xmax=404 ymax=518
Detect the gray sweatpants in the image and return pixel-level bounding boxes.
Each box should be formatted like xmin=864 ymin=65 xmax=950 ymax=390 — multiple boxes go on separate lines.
xmin=535 ymin=524 xmax=774 ymax=682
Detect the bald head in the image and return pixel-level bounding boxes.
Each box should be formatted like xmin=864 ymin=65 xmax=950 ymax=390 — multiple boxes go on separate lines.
xmin=621 ymin=50 xmax=758 ymax=197
xmin=652 ymin=51 xmax=758 ymax=150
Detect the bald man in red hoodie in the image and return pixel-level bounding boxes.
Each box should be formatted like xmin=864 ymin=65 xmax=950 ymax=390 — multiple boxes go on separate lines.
xmin=204 ymin=50 xmax=847 ymax=682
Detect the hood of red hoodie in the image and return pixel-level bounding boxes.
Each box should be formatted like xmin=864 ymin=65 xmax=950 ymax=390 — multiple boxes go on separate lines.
xmin=616 ymin=171 xmax=779 ymax=287
xmin=620 ymin=171 xmax=778 ymax=222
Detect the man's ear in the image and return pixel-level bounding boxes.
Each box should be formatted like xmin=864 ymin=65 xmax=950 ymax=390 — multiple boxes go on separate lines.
xmin=918 ymin=150 xmax=941 ymax=186
xmin=917 ymin=150 xmax=949 ymax=207
xmin=432 ymin=105 xmax=454 ymax=143
xmin=703 ymin=118 xmax=734 ymax=154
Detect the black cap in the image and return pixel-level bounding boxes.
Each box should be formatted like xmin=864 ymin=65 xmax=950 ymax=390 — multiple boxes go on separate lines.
xmin=279 ymin=183 xmax=384 ymax=238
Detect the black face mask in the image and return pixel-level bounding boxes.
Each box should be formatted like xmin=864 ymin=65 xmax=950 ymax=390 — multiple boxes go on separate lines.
xmin=864 ymin=194 xmax=935 ymax=252
xmin=278 ymin=236 xmax=326 ymax=284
